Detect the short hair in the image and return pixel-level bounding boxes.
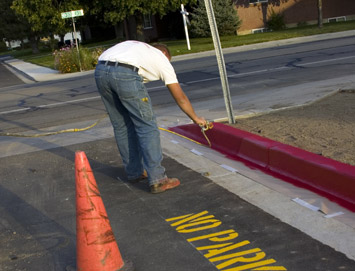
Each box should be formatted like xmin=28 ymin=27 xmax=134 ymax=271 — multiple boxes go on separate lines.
xmin=152 ymin=43 xmax=171 ymax=59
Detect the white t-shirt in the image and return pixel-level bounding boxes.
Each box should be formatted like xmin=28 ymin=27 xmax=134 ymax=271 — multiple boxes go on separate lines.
xmin=98 ymin=40 xmax=178 ymax=85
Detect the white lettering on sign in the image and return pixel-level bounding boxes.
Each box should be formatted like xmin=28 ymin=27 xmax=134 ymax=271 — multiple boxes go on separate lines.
xmin=61 ymin=9 xmax=84 ymax=19
xmin=166 ymin=211 xmax=287 ymax=270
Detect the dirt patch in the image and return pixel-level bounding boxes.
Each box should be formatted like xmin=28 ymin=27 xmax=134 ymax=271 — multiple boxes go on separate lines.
xmin=229 ymin=90 xmax=355 ymax=166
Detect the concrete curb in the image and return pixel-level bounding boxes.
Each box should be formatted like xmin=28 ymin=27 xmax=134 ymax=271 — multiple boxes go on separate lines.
xmin=169 ymin=122 xmax=355 ymax=211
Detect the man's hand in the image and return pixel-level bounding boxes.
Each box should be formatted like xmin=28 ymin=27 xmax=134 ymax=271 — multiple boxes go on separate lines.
xmin=193 ymin=116 xmax=207 ymax=127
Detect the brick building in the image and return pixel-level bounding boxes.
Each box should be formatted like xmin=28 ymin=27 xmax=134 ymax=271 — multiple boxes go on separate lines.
xmin=235 ymin=0 xmax=355 ymax=34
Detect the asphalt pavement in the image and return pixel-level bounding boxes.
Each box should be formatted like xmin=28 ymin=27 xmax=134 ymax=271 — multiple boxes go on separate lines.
xmin=0 ymin=57 xmax=24 ymax=87
xmin=1 ymin=32 xmax=355 ymax=271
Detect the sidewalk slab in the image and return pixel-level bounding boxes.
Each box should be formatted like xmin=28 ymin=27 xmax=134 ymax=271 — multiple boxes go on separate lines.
xmin=3 ymin=58 xmax=93 ymax=83
xmin=169 ymin=122 xmax=355 ymax=211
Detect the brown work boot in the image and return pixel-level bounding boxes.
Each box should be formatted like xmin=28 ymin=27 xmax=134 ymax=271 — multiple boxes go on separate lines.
xmin=128 ymin=170 xmax=148 ymax=183
xmin=150 ymin=178 xmax=180 ymax=194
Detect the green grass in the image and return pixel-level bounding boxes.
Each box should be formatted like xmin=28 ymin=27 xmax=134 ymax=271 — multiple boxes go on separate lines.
xmin=0 ymin=47 xmax=55 ymax=68
xmin=166 ymin=21 xmax=355 ymax=56
xmin=2 ymin=20 xmax=355 ymax=69
xmin=22 ymin=53 xmax=56 ymax=69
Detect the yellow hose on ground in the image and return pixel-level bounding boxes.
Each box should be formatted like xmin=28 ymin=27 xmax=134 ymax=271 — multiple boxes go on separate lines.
xmin=0 ymin=115 xmax=107 ymax=138
xmin=0 ymin=115 xmax=213 ymax=148
xmin=158 ymin=127 xmax=203 ymax=146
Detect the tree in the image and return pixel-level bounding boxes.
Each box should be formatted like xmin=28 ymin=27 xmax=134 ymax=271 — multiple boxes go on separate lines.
xmin=91 ymin=0 xmax=196 ymax=25
xmin=318 ymin=0 xmax=323 ymax=28
xmin=11 ymin=0 xmax=81 ymax=53
xmin=0 ymin=0 xmax=31 ymax=49
xmin=90 ymin=0 xmax=197 ymax=40
xmin=190 ymin=0 xmax=241 ymax=38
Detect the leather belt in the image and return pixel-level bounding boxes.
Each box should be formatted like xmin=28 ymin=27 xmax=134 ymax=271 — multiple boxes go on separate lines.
xmin=98 ymin=61 xmax=139 ymax=72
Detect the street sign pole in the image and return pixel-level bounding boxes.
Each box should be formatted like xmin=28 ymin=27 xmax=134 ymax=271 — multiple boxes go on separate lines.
xmin=71 ymin=17 xmax=82 ymax=72
xmin=204 ymin=0 xmax=235 ymax=124
xmin=181 ymin=4 xmax=191 ymax=50
xmin=61 ymin=9 xmax=84 ymax=72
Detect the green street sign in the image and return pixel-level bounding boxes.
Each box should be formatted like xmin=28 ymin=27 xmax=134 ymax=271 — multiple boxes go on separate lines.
xmin=61 ymin=9 xmax=84 ymax=19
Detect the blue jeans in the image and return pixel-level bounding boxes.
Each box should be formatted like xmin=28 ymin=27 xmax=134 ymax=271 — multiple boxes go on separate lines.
xmin=94 ymin=63 xmax=166 ymax=185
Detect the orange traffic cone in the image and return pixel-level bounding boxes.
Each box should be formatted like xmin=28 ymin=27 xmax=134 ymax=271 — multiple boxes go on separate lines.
xmin=75 ymin=151 xmax=132 ymax=271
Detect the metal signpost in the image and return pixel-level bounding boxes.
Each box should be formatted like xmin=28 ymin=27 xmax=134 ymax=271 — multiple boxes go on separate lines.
xmin=181 ymin=4 xmax=191 ymax=50
xmin=204 ymin=0 xmax=235 ymax=124
xmin=61 ymin=9 xmax=84 ymax=71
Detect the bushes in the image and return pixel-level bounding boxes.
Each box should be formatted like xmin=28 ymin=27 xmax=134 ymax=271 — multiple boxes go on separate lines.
xmin=53 ymin=46 xmax=104 ymax=73
xmin=0 ymin=41 xmax=8 ymax=52
xmin=267 ymin=9 xmax=286 ymax=31
xmin=190 ymin=0 xmax=241 ymax=38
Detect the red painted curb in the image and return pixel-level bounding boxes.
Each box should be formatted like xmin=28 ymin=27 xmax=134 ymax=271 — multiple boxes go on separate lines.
xmin=169 ymin=122 xmax=355 ymax=211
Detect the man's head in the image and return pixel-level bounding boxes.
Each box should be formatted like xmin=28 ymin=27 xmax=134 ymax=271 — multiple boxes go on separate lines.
xmin=153 ymin=43 xmax=172 ymax=61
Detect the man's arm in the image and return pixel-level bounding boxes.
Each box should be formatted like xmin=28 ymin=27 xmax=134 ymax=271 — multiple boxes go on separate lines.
xmin=167 ymin=83 xmax=206 ymax=126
